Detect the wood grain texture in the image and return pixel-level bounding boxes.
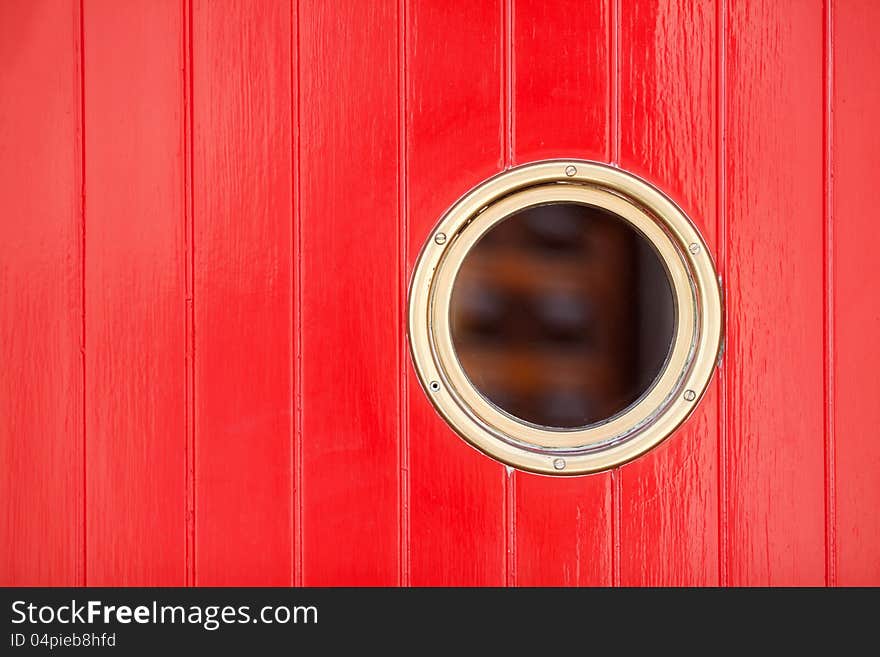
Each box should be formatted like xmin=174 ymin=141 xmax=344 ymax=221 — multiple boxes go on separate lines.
xmin=617 ymin=0 xmax=719 ymax=586
xmin=83 ymin=0 xmax=186 ymax=586
xmin=406 ymin=0 xmax=507 ymax=585
xmin=0 ymin=0 xmax=83 ymax=586
xmin=4 ymin=0 xmax=880 ymax=587
xmin=299 ymin=0 xmax=400 ymax=585
xmin=512 ymin=0 xmax=609 ymax=162
xmin=831 ymin=0 xmax=880 ymax=586
xmin=192 ymin=0 xmax=294 ymax=585
xmin=725 ymin=0 xmax=825 ymax=585
xmin=511 ymin=0 xmax=613 ymax=587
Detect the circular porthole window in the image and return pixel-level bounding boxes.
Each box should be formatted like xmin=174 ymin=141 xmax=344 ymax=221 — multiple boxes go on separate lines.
xmin=408 ymin=160 xmax=722 ymax=475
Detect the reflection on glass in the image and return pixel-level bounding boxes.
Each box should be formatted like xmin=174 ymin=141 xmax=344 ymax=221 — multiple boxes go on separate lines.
xmin=450 ymin=202 xmax=675 ymax=429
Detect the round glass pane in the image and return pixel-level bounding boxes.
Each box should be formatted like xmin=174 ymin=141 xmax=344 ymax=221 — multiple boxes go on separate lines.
xmin=450 ymin=202 xmax=676 ymax=429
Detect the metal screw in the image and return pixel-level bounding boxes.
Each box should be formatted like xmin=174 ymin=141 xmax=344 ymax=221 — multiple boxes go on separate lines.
xmin=688 ymin=242 xmax=700 ymax=255
xmin=553 ymin=458 xmax=566 ymax=471
xmin=683 ymin=389 xmax=696 ymax=402
xmin=564 ymin=165 xmax=577 ymax=177
xmin=429 ymin=381 xmax=441 ymax=392
xmin=434 ymin=233 xmax=447 ymax=245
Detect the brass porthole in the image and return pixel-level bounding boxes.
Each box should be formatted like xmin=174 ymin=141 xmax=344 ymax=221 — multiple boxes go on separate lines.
xmin=407 ymin=160 xmax=722 ymax=475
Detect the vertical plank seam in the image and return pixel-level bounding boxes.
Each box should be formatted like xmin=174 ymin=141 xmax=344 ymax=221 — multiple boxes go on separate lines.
xmin=77 ymin=0 xmax=87 ymax=588
xmin=78 ymin=0 xmax=88 ymax=587
xmin=502 ymin=0 xmax=517 ymax=588
xmin=506 ymin=473 xmax=516 ymax=587
xmin=505 ymin=0 xmax=514 ymax=168
xmin=609 ymin=0 xmax=620 ymax=166
xmin=716 ymin=0 xmax=729 ymax=588
xmin=293 ymin=0 xmax=304 ymax=588
xmin=288 ymin=0 xmax=296 ymax=588
xmin=609 ymin=0 xmax=621 ymax=588
xmin=184 ymin=0 xmax=196 ymax=588
xmin=823 ymin=0 xmax=837 ymax=588
xmin=289 ymin=0 xmax=295 ymax=588
xmin=612 ymin=471 xmax=621 ymax=586
xmin=398 ymin=0 xmax=411 ymax=587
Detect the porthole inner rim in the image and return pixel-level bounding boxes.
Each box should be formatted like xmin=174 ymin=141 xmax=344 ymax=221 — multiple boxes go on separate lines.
xmin=429 ymin=183 xmax=697 ymax=451
xmin=447 ymin=197 xmax=680 ymax=433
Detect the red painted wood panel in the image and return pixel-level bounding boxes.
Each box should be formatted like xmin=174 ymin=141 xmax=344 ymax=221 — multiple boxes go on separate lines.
xmin=2 ymin=0 xmax=879 ymax=588
xmin=82 ymin=0 xmax=186 ymax=586
xmin=299 ymin=0 xmax=400 ymax=585
xmin=192 ymin=0 xmax=294 ymax=586
xmin=0 ymin=0 xmax=83 ymax=586
xmin=832 ymin=0 xmax=880 ymax=586
xmin=617 ymin=0 xmax=719 ymax=586
xmin=406 ymin=0 xmax=507 ymax=585
xmin=725 ymin=0 xmax=826 ymax=585
xmin=511 ymin=0 xmax=609 ymax=162
xmin=511 ymin=0 xmax=612 ymax=587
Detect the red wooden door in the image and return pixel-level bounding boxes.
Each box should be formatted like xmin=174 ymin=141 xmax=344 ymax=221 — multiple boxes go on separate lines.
xmin=1 ymin=0 xmax=878 ymax=586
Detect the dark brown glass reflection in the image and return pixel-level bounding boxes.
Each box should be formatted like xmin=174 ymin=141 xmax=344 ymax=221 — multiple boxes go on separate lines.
xmin=450 ymin=202 xmax=675 ymax=428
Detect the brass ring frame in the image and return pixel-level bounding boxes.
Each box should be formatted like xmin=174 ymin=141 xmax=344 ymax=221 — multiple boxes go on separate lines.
xmin=407 ymin=160 xmax=722 ymax=475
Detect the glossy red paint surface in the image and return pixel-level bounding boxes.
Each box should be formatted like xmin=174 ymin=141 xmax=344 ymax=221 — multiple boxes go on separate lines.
xmin=192 ymin=0 xmax=294 ymax=586
xmin=83 ymin=0 xmax=187 ymax=586
xmin=299 ymin=0 xmax=401 ymax=585
xmin=1 ymin=0 xmax=877 ymax=586
xmin=725 ymin=0 xmax=826 ymax=585
xmin=831 ymin=0 xmax=880 ymax=586
xmin=0 ymin=0 xmax=82 ymax=586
